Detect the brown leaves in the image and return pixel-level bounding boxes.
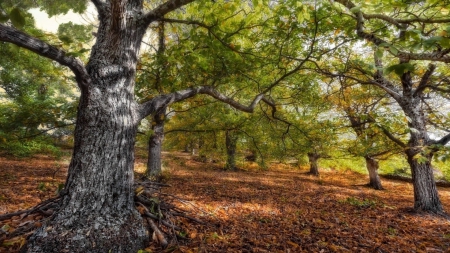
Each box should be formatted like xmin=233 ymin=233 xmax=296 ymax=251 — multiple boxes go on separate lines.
xmin=162 ymin=152 xmax=450 ymax=252
xmin=1 ymin=152 xmax=450 ymax=252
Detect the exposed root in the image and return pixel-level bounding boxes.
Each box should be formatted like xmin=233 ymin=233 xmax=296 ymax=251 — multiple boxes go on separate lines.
xmin=0 ymin=177 xmax=206 ymax=251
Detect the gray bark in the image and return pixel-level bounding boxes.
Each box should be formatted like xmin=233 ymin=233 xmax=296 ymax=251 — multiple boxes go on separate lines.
xmin=22 ymin=1 xmax=150 ymax=251
xmin=308 ymin=152 xmax=320 ymax=176
xmin=406 ymin=151 xmax=442 ymax=212
xmin=398 ymin=71 xmax=443 ymax=213
xmin=146 ymin=112 xmax=165 ymax=180
xmin=364 ymin=156 xmax=383 ymax=190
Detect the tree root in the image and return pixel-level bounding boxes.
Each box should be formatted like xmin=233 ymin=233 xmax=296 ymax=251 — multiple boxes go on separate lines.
xmin=0 ymin=177 xmax=206 ymax=250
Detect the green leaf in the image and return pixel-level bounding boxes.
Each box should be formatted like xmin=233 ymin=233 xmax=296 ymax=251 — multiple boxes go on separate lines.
xmin=0 ymin=12 xmax=9 ymax=23
xmin=375 ymin=48 xmax=384 ymax=58
xmin=388 ymin=45 xmax=398 ymax=56
xmin=385 ymin=63 xmax=415 ymax=76
xmin=10 ymin=8 xmax=26 ymax=29
xmin=58 ymin=35 xmax=73 ymax=45
xmin=297 ymin=12 xmax=304 ymax=23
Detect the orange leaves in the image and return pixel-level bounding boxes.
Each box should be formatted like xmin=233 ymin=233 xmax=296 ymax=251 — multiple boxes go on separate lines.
xmin=1 ymin=152 xmax=450 ymax=252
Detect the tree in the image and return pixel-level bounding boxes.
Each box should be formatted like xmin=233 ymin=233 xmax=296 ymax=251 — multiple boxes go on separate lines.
xmin=331 ymin=84 xmax=400 ymax=190
xmin=1 ymin=1 xmax=301 ymax=250
xmin=0 ymin=20 xmax=78 ymax=156
xmin=329 ymin=0 xmax=450 ymax=213
xmin=0 ymin=0 xmax=261 ymax=251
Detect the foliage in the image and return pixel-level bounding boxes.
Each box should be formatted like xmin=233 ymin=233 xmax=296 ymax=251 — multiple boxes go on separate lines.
xmin=0 ymin=138 xmax=62 ymax=157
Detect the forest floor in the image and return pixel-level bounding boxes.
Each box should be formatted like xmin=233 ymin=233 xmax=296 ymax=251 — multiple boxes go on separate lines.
xmin=1 ymin=152 xmax=450 ymax=252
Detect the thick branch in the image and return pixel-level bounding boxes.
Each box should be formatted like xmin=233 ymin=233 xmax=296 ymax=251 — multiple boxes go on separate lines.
xmin=434 ymin=133 xmax=450 ymax=146
xmin=0 ymin=24 xmax=90 ymax=90
xmin=139 ymin=86 xmax=265 ymax=119
xmin=141 ymin=0 xmax=196 ymax=27
xmin=373 ymin=50 xmax=402 ymax=100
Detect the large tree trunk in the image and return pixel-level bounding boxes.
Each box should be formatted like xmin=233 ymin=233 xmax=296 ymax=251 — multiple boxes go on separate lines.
xmin=22 ymin=3 xmax=149 ymax=252
xmin=24 ymin=91 xmax=148 ymax=252
xmin=307 ymin=152 xmax=320 ymax=176
xmin=364 ymin=156 xmax=383 ymax=190
xmin=407 ymin=152 xmax=442 ymax=212
xmin=225 ymin=130 xmax=238 ymax=171
xmin=405 ymin=131 xmax=443 ymax=213
xmin=146 ymin=112 xmax=165 ymax=180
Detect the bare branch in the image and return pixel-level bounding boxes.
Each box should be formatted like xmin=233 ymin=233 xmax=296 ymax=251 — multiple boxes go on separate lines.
xmin=141 ymin=0 xmax=196 ymax=27
xmin=0 ymin=24 xmax=90 ymax=90
xmin=434 ymin=133 xmax=450 ymax=146
xmin=139 ymin=86 xmax=265 ymax=119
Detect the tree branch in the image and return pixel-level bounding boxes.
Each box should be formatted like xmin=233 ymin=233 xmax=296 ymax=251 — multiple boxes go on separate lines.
xmin=377 ymin=125 xmax=406 ymax=148
xmin=414 ymin=63 xmax=436 ymax=96
xmin=141 ymin=0 xmax=196 ymax=27
xmin=333 ymin=0 xmax=450 ymax=63
xmin=372 ymin=50 xmax=402 ymax=100
xmin=434 ymin=132 xmax=450 ymax=146
xmin=0 ymin=24 xmax=90 ymax=90
xmin=139 ymin=86 xmax=265 ymax=119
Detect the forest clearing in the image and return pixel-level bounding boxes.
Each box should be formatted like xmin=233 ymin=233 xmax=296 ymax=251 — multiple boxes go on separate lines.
xmin=1 ymin=152 xmax=449 ymax=252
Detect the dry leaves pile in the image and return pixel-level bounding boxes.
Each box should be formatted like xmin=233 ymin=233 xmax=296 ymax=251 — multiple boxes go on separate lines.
xmin=1 ymin=152 xmax=450 ymax=252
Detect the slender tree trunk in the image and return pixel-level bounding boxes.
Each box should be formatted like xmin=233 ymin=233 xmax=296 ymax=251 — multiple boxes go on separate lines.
xmin=225 ymin=130 xmax=238 ymax=171
xmin=364 ymin=156 xmax=383 ymax=190
xmin=146 ymin=112 xmax=165 ymax=180
xmin=308 ymin=153 xmax=320 ymax=176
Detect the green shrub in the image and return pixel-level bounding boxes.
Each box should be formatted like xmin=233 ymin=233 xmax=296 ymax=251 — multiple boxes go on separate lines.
xmin=1 ymin=140 xmax=61 ymax=157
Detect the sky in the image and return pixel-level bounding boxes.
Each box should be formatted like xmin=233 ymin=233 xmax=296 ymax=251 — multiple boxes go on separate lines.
xmin=28 ymin=5 xmax=96 ymax=33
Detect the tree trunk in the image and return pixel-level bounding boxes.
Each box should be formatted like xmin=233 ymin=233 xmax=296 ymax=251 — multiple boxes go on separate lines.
xmin=308 ymin=153 xmax=320 ymax=176
xmin=22 ymin=3 xmax=149 ymax=252
xmin=225 ymin=130 xmax=238 ymax=171
xmin=364 ymin=156 xmax=383 ymax=190
xmin=146 ymin=112 xmax=165 ymax=180
xmin=398 ymin=72 xmax=443 ymax=213
xmin=23 ymin=87 xmax=148 ymax=253
xmin=406 ymin=144 xmax=443 ymax=213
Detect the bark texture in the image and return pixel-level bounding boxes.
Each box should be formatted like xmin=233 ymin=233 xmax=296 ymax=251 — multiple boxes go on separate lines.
xmin=398 ymin=70 xmax=443 ymax=213
xmin=22 ymin=1 xmax=150 ymax=251
xmin=364 ymin=156 xmax=383 ymax=190
xmin=146 ymin=112 xmax=165 ymax=180
xmin=407 ymin=152 xmax=442 ymax=212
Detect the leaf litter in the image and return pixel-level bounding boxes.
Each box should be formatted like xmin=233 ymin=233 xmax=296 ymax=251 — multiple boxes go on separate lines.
xmin=1 ymin=152 xmax=449 ymax=252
